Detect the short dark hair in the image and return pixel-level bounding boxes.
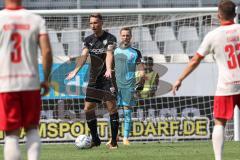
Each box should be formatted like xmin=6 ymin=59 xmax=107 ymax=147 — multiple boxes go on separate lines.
xmin=218 ymin=0 xmax=236 ymax=20
xmin=89 ymin=13 xmax=103 ymax=21
xmin=120 ymin=27 xmax=132 ymax=35
xmin=143 ymin=56 xmax=154 ymax=65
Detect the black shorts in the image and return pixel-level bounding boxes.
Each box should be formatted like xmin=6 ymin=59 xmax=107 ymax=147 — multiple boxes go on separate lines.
xmin=85 ymin=76 xmax=117 ymax=103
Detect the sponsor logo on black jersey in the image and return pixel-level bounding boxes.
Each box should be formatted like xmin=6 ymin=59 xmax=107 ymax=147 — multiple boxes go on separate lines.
xmin=89 ymin=48 xmax=106 ymax=54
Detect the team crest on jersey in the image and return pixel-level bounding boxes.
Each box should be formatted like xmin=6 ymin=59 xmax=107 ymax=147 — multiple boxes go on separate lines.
xmin=129 ymin=53 xmax=135 ymax=61
xmin=103 ymin=40 xmax=107 ymax=45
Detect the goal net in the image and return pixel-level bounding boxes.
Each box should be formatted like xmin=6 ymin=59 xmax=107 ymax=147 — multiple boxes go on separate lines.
xmin=0 ymin=8 xmax=238 ymax=143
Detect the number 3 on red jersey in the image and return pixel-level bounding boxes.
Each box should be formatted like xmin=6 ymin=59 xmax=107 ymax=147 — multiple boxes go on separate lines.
xmin=225 ymin=43 xmax=240 ymax=69
xmin=11 ymin=32 xmax=22 ymax=63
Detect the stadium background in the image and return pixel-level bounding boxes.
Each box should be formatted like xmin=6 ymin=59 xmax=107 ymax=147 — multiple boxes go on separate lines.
xmin=0 ymin=0 xmax=240 ymax=144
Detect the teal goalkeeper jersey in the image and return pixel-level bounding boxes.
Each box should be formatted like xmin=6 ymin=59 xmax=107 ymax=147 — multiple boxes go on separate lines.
xmin=114 ymin=47 xmax=142 ymax=88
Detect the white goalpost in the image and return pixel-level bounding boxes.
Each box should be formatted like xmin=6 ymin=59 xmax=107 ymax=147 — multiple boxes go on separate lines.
xmin=234 ymin=107 xmax=240 ymax=141
xmin=1 ymin=7 xmax=239 ymax=143
xmin=234 ymin=8 xmax=240 ymax=141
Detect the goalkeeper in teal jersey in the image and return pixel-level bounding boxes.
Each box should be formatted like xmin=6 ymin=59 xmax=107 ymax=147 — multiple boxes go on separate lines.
xmin=114 ymin=27 xmax=145 ymax=145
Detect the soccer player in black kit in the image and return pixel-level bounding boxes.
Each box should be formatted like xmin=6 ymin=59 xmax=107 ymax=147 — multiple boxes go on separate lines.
xmin=66 ymin=13 xmax=119 ymax=149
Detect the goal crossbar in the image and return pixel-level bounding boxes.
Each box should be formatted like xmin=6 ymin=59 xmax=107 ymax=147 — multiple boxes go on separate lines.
xmin=31 ymin=7 xmax=218 ymax=15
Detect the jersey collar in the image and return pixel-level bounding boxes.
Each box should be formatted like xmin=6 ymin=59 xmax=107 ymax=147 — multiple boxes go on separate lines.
xmin=221 ymin=20 xmax=234 ymax=26
xmin=5 ymin=6 xmax=24 ymax=10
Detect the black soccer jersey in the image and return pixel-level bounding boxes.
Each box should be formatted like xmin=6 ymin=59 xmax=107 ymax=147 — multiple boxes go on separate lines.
xmin=83 ymin=31 xmax=117 ymax=80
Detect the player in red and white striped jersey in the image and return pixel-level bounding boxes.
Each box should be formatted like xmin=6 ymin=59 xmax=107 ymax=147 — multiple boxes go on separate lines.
xmin=0 ymin=0 xmax=52 ymax=160
xmin=172 ymin=1 xmax=240 ymax=160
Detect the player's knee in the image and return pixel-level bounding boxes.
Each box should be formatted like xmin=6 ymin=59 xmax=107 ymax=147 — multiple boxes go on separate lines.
xmin=84 ymin=102 xmax=96 ymax=112
xmin=105 ymin=100 xmax=118 ymax=114
xmin=109 ymin=107 xmax=118 ymax=115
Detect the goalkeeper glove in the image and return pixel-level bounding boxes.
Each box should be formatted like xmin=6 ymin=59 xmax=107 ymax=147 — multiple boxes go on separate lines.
xmin=135 ymin=82 xmax=144 ymax=91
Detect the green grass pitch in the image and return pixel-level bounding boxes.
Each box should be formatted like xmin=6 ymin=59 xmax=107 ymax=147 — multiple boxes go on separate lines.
xmin=0 ymin=141 xmax=239 ymax=160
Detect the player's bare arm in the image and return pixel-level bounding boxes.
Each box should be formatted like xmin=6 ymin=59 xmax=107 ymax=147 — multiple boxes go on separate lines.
xmin=39 ymin=34 xmax=53 ymax=96
xmin=172 ymin=54 xmax=203 ymax=95
xmin=104 ymin=44 xmax=114 ymax=78
xmin=137 ymin=61 xmax=145 ymax=78
xmin=66 ymin=48 xmax=89 ymax=80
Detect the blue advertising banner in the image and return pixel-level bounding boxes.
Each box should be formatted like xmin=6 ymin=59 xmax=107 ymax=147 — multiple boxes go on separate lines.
xmin=39 ymin=62 xmax=90 ymax=99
